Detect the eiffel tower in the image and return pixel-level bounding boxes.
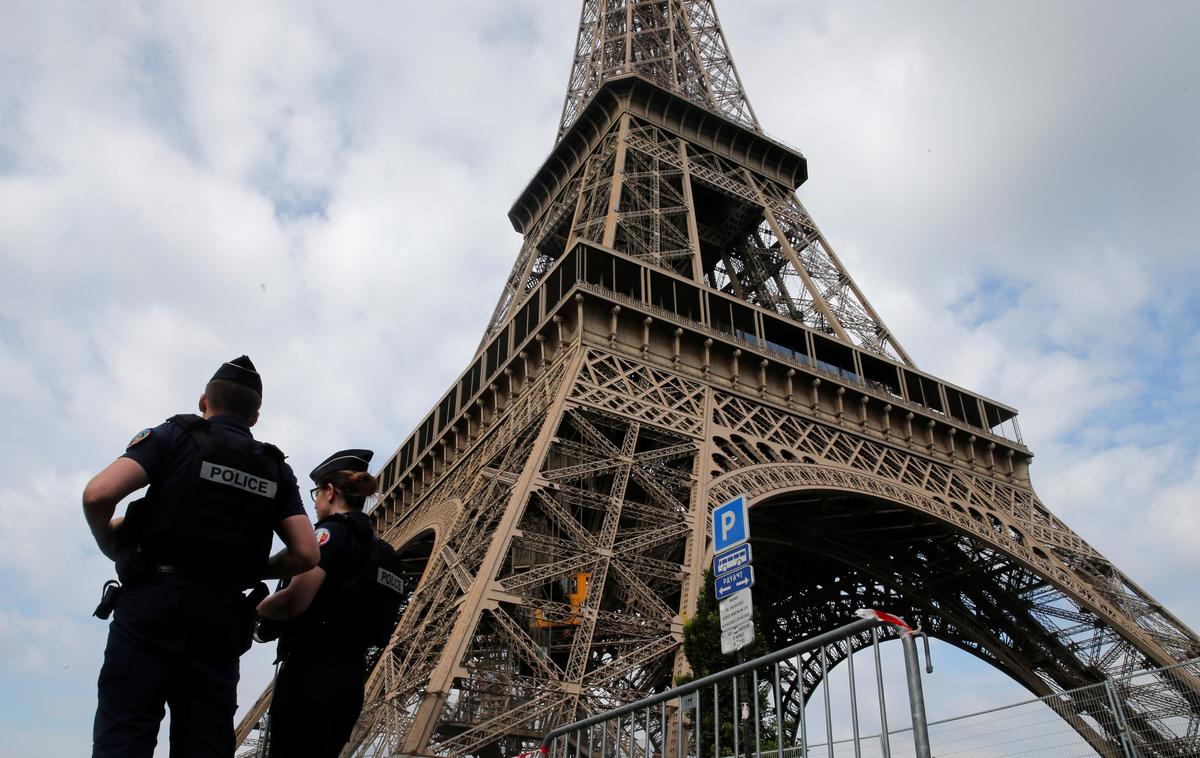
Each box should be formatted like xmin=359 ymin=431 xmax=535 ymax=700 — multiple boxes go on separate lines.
xmin=236 ymin=2 xmax=1200 ymax=756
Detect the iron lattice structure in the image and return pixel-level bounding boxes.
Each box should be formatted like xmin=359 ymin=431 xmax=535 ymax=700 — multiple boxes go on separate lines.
xmin=234 ymin=2 xmax=1200 ymax=756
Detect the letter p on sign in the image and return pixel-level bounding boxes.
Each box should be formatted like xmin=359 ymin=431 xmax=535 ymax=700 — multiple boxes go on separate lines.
xmin=712 ymin=495 xmax=749 ymax=554
xmin=720 ymin=511 xmax=737 ymax=541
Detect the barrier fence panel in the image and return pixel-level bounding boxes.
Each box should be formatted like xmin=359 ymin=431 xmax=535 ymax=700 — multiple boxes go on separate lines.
xmin=541 ymin=615 xmax=933 ymax=758
xmin=541 ymin=616 xmax=1200 ymax=758
xmin=896 ymin=658 xmax=1200 ymax=758
xmin=919 ymin=683 xmax=1123 ymax=758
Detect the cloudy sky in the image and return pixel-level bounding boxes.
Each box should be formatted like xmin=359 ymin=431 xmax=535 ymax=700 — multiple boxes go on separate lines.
xmin=1 ymin=0 xmax=1197 ymax=754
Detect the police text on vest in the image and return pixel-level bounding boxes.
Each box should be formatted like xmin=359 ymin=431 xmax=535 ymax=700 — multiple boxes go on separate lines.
xmin=200 ymin=462 xmax=278 ymax=498
xmin=377 ymin=568 xmax=405 ymax=595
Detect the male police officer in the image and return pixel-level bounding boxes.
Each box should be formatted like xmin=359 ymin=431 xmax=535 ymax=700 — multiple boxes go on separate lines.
xmin=83 ymin=355 xmax=320 ymax=758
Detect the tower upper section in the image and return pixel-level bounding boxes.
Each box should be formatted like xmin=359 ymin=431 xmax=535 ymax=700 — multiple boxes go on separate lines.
xmin=482 ymin=0 xmax=914 ymax=370
xmin=559 ymin=0 xmax=760 ymax=139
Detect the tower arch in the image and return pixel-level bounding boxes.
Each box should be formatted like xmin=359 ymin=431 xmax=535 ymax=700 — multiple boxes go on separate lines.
xmin=704 ymin=453 xmax=1200 ymax=753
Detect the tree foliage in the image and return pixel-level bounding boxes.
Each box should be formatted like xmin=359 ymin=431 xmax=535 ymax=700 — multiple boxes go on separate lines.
xmin=678 ymin=569 xmax=778 ymax=757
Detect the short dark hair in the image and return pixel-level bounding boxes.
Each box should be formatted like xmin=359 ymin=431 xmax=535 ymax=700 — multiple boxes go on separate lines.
xmin=205 ymin=379 xmax=262 ymax=420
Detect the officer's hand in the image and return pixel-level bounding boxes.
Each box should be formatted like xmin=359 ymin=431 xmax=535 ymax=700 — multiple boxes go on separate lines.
xmin=98 ymin=517 xmax=125 ymax=561
xmin=254 ymin=618 xmax=280 ymax=644
xmin=246 ymin=582 xmax=270 ymax=608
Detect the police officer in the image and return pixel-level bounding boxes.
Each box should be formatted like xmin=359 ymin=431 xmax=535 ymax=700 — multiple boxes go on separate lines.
xmin=82 ymin=355 xmax=320 ymax=758
xmin=256 ymin=449 xmax=379 ymax=758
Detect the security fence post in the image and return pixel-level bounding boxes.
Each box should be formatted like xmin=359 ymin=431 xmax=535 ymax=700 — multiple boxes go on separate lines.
xmin=900 ymin=632 xmax=932 ymax=758
xmin=1103 ymin=679 xmax=1136 ymax=758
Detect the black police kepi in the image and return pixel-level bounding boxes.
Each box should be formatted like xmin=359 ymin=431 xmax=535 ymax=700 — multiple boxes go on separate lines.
xmin=309 ymin=449 xmax=374 ymax=483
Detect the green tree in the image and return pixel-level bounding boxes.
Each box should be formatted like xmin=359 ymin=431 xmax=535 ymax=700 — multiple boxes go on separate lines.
xmin=678 ymin=570 xmax=779 ymax=758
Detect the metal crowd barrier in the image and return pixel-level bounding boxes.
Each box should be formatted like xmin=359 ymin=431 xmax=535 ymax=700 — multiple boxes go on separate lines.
xmin=540 ymin=615 xmax=934 ymax=758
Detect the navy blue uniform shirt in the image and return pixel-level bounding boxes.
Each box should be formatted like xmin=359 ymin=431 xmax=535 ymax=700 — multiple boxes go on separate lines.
xmin=313 ymin=511 xmax=371 ymax=577
xmin=121 ymin=414 xmax=305 ymax=527
xmin=308 ymin=511 xmax=372 ymax=626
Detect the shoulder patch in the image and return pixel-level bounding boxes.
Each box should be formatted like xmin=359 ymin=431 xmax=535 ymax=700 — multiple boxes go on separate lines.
xmin=127 ymin=428 xmax=153 ymax=449
xmin=315 ymin=527 xmax=331 ymax=547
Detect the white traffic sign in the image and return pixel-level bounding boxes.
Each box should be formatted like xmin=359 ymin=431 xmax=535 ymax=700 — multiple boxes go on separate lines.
xmin=713 ymin=495 xmax=749 ymax=554
xmin=719 ymin=587 xmax=753 ymax=628
xmin=718 ymin=587 xmax=755 ymax=654
xmin=721 ymin=625 xmax=754 ymax=655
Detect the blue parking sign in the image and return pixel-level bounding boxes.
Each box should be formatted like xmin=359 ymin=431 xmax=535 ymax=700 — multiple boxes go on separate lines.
xmin=713 ymin=495 xmax=749 ymax=554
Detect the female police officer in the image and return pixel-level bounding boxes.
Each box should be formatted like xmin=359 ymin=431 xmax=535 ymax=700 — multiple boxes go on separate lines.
xmin=255 ymin=448 xmax=379 ymax=758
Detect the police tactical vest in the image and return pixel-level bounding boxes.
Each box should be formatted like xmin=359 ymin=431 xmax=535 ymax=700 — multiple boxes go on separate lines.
xmin=138 ymin=414 xmax=282 ymax=587
xmin=281 ymin=513 xmax=407 ymax=653
xmin=343 ymin=517 xmax=408 ymax=651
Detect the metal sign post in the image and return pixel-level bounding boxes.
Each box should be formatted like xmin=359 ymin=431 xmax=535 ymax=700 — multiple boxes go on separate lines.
xmin=714 ymin=495 xmax=756 ymax=655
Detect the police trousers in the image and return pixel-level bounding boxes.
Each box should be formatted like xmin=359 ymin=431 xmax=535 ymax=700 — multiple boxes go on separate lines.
xmin=267 ymin=644 xmax=365 ymax=758
xmin=93 ymin=573 xmax=246 ymax=758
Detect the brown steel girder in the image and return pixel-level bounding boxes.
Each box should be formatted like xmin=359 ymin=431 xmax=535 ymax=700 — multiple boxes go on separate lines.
xmin=255 ymin=334 xmax=1200 ymax=758
xmin=329 ymin=348 xmax=704 ymax=757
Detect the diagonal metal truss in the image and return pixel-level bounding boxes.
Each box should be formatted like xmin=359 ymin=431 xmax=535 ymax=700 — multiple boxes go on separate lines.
xmin=273 ymin=341 xmax=1195 ymax=755
xmin=410 ymin=361 xmax=699 ymax=756
xmin=486 ymin=105 xmax=910 ymax=364
xmin=559 ymin=0 xmax=759 ymax=138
